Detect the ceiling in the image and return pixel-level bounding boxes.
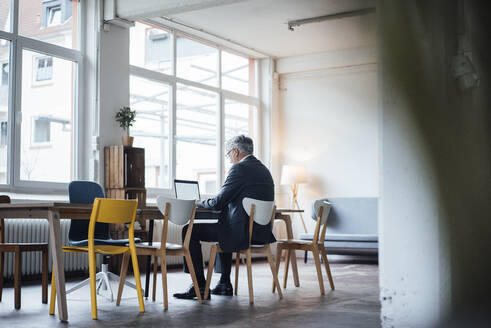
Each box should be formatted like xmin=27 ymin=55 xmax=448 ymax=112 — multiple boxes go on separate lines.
xmin=160 ymin=0 xmax=377 ymax=58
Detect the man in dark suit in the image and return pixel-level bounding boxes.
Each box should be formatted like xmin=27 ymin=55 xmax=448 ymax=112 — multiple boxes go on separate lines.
xmin=174 ymin=135 xmax=275 ymax=300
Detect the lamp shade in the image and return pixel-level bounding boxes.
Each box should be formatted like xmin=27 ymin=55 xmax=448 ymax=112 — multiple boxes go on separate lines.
xmin=280 ymin=165 xmax=307 ymax=185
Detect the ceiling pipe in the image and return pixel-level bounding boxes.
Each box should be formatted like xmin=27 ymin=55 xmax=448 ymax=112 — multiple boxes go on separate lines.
xmin=287 ymin=7 xmax=376 ymax=31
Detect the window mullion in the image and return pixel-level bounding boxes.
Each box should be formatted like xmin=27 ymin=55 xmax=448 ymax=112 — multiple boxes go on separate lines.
xmin=11 ymin=36 xmax=22 ymax=188
xmin=12 ymin=0 xmax=19 ymax=35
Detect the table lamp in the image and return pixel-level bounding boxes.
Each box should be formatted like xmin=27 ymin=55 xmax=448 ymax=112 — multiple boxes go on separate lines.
xmin=280 ymin=165 xmax=308 ymax=233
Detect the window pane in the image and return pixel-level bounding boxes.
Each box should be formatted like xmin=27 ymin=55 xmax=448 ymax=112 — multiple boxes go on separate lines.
xmin=20 ymin=49 xmax=75 ymax=182
xmin=0 ymin=40 xmax=9 ymax=184
xmin=0 ymin=0 xmax=12 ymax=32
xmin=224 ymin=99 xmax=256 ymax=175
xmin=130 ymin=75 xmax=170 ymax=188
xmin=176 ymin=83 xmax=217 ymax=194
xmin=19 ymin=0 xmax=78 ymax=50
xmin=222 ymin=51 xmax=252 ymax=95
xmin=177 ymin=35 xmax=218 ymax=87
xmin=130 ymin=21 xmax=172 ymax=75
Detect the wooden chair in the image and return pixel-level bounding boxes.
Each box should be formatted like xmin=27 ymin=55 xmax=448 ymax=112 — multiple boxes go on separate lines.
xmin=273 ymin=200 xmax=334 ymax=295
xmin=127 ymin=196 xmax=201 ymax=309
xmin=204 ymin=198 xmax=283 ymax=304
xmin=50 ymin=198 xmax=144 ymax=320
xmin=0 ymin=195 xmax=48 ymax=310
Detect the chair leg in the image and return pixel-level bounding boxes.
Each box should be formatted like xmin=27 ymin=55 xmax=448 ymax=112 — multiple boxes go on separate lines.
xmin=266 ymin=246 xmax=283 ymax=300
xmin=234 ymin=251 xmax=240 ymax=295
xmin=88 ymin=250 xmax=98 ymax=319
xmin=161 ymin=253 xmax=168 ymax=309
xmin=0 ymin=251 xmax=3 ymax=302
xmin=304 ymin=250 xmax=308 ymax=263
xmin=42 ymin=249 xmax=48 ymax=304
xmin=14 ymin=250 xmax=21 ymax=310
xmin=321 ymin=248 xmax=335 ymax=290
xmin=152 ymin=256 xmax=157 ymax=302
xmin=272 ymin=245 xmax=282 ymax=293
xmin=129 ymin=247 xmax=145 ymax=313
xmin=283 ymin=248 xmax=291 ymax=289
xmin=49 ymin=266 xmax=56 ymax=315
xmin=245 ymin=249 xmax=254 ymax=304
xmin=184 ymin=251 xmax=202 ymax=303
xmin=312 ymin=247 xmax=325 ymax=295
xmin=204 ymin=246 xmax=217 ymax=300
xmin=116 ymin=252 xmax=130 ymax=306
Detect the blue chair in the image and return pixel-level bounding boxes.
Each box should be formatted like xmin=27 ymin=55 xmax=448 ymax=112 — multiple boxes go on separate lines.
xmin=62 ymin=181 xmax=141 ymax=301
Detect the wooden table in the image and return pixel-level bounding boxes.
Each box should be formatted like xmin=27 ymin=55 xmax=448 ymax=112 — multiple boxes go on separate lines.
xmin=0 ymin=202 xmax=218 ymax=322
xmin=274 ymin=209 xmax=303 ymax=288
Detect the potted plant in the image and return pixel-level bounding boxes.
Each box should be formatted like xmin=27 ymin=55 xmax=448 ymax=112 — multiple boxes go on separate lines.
xmin=115 ymin=106 xmax=136 ymax=147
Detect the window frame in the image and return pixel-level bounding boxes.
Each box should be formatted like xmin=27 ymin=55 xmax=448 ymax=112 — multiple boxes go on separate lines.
xmin=0 ymin=0 xmax=83 ymax=193
xmin=131 ymin=19 xmax=260 ymax=197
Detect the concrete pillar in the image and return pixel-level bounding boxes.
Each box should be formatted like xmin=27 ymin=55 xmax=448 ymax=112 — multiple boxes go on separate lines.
xmin=378 ymin=0 xmax=491 ymax=326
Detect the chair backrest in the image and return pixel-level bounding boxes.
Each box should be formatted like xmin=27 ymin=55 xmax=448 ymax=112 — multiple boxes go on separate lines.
xmin=313 ymin=199 xmax=331 ymax=225
xmin=156 ymin=196 xmax=195 ymax=226
xmin=68 ymin=181 xmax=109 ymax=242
xmin=242 ymin=197 xmax=275 ymax=245
xmin=0 ymin=195 xmax=10 ymax=244
xmin=242 ymin=198 xmax=275 ymax=225
xmin=156 ymin=196 xmax=197 ymax=249
xmin=312 ymin=199 xmax=332 ymax=244
xmin=88 ymin=198 xmax=138 ymax=248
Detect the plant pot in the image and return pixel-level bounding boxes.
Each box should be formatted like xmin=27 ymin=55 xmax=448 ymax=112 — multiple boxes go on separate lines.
xmin=122 ymin=136 xmax=134 ymax=147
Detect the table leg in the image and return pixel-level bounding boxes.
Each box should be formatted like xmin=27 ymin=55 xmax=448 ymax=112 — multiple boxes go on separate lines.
xmin=281 ymin=214 xmax=300 ymax=287
xmin=144 ymin=219 xmax=154 ymax=299
xmin=48 ymin=210 xmax=68 ymax=322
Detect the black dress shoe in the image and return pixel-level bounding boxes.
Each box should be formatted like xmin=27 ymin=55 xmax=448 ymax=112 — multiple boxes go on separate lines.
xmin=173 ymin=284 xmax=210 ymax=300
xmin=211 ymin=282 xmax=233 ymax=296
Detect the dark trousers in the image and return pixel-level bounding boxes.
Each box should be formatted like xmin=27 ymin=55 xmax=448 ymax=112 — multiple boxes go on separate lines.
xmin=182 ymin=223 xmax=232 ymax=286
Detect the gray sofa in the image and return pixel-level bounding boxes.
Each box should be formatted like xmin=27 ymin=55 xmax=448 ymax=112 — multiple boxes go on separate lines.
xmin=299 ymin=197 xmax=378 ymax=258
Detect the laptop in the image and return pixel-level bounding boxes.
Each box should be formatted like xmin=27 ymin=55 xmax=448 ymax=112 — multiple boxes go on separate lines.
xmin=174 ymin=179 xmax=201 ymax=200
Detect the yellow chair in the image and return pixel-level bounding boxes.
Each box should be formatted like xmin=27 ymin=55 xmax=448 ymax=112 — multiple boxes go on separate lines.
xmin=49 ymin=198 xmax=145 ymax=320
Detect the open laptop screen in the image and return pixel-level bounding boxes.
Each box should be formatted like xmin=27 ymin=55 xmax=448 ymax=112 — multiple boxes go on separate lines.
xmin=174 ymin=179 xmax=200 ymax=200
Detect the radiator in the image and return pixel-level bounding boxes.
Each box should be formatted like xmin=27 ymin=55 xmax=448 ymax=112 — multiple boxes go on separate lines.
xmin=1 ymin=219 xmax=88 ymax=279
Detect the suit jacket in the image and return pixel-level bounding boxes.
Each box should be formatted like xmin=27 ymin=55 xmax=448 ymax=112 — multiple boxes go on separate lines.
xmin=198 ymin=155 xmax=276 ymax=252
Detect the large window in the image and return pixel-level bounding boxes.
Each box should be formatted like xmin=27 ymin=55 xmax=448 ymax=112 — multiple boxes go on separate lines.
xmin=176 ymin=84 xmax=218 ymax=194
xmin=0 ymin=0 xmax=81 ymax=189
xmin=130 ymin=76 xmax=170 ymax=188
xmin=130 ymin=20 xmax=258 ymax=194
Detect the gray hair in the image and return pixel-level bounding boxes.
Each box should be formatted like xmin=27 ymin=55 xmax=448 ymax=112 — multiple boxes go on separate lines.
xmin=226 ymin=135 xmax=253 ymax=155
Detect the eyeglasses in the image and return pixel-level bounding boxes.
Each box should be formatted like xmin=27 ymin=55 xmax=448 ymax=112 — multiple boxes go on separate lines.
xmin=225 ymin=148 xmax=235 ymax=159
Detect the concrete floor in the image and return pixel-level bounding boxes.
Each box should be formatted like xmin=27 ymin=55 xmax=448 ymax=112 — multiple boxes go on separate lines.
xmin=0 ymin=260 xmax=380 ymax=328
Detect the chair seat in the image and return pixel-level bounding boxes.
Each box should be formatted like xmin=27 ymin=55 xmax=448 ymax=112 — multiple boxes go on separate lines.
xmin=298 ymin=233 xmax=378 ymax=242
xmin=277 ymin=239 xmax=320 ymax=245
xmin=68 ymin=238 xmax=142 ymax=247
xmin=136 ymin=242 xmax=183 ymax=250
xmin=62 ymin=245 xmax=130 ymax=255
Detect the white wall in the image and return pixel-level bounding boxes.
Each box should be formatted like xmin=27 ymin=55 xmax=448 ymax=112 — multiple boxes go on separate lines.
xmin=275 ymin=46 xmax=378 ymax=234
